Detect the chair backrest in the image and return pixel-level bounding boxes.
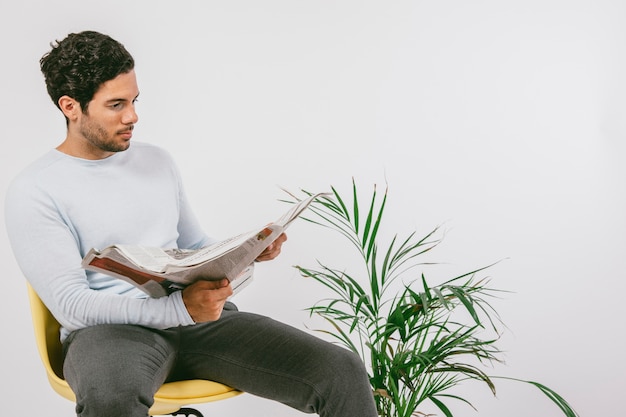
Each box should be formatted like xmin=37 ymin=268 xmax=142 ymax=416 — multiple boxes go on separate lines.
xmin=27 ymin=283 xmax=66 ymax=381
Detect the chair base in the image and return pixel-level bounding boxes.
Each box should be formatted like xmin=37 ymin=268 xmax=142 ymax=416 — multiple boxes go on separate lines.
xmin=169 ymin=407 xmax=204 ymax=417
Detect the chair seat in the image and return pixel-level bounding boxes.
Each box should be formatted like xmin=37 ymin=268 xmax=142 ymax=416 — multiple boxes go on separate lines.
xmin=156 ymin=379 xmax=237 ymax=400
xmin=47 ymin=371 xmax=240 ymax=415
xmin=153 ymin=380 xmax=241 ymax=414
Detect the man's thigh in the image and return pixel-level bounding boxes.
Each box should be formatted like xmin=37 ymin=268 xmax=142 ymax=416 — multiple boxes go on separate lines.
xmin=173 ymin=309 xmax=358 ymax=413
xmin=63 ymin=324 xmax=178 ymax=398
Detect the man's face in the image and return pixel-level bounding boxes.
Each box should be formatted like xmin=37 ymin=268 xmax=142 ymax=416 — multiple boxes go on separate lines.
xmin=76 ymin=70 xmax=140 ymax=158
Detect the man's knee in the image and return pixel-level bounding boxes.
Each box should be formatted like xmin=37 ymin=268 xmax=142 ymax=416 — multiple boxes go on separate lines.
xmin=330 ymin=346 xmax=369 ymax=381
xmin=74 ymin=383 xmax=154 ymax=417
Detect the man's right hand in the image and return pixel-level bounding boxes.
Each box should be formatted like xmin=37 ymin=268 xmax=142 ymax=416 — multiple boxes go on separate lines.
xmin=182 ymin=278 xmax=233 ymax=322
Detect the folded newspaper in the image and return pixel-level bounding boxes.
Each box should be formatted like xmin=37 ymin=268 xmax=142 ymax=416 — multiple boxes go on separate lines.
xmin=82 ymin=192 xmax=327 ymax=298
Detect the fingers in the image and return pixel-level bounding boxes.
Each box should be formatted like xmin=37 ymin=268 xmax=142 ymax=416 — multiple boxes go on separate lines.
xmin=256 ymin=233 xmax=288 ymax=262
xmin=182 ymin=279 xmax=233 ymax=323
xmin=195 ymin=278 xmax=230 ymax=290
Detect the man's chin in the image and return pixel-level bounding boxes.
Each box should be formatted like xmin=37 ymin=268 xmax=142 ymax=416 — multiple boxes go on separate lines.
xmin=101 ymin=140 xmax=131 ymax=154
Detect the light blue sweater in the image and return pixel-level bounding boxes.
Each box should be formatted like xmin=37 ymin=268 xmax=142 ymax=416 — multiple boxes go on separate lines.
xmin=5 ymin=142 xmax=214 ymax=340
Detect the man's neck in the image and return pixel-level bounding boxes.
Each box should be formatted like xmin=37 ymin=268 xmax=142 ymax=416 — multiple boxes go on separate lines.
xmin=56 ymin=137 xmax=115 ymax=160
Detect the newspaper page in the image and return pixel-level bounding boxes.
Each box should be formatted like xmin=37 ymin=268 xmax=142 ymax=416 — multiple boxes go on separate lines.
xmin=81 ymin=192 xmax=328 ymax=297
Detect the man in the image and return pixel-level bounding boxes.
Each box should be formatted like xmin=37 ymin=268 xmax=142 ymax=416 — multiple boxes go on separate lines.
xmin=5 ymin=31 xmax=377 ymax=417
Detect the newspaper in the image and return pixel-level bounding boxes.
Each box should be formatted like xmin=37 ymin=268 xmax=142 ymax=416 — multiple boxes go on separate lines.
xmin=81 ymin=192 xmax=327 ymax=298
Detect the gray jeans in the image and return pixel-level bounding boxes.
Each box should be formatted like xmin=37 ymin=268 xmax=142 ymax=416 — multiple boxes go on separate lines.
xmin=62 ymin=303 xmax=377 ymax=417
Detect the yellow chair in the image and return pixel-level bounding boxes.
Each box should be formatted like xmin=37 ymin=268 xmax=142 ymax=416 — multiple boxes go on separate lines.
xmin=26 ymin=283 xmax=242 ymax=416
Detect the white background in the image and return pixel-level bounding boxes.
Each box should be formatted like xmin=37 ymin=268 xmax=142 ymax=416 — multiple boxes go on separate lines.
xmin=1 ymin=1 xmax=624 ymax=416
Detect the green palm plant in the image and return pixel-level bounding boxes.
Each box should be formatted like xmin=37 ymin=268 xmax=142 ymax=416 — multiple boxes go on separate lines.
xmin=285 ymin=180 xmax=579 ymax=417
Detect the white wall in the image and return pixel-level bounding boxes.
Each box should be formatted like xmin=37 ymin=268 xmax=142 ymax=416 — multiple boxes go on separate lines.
xmin=1 ymin=1 xmax=624 ymax=416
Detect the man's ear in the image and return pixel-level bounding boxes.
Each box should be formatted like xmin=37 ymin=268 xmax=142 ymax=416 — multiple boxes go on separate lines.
xmin=58 ymin=96 xmax=81 ymax=121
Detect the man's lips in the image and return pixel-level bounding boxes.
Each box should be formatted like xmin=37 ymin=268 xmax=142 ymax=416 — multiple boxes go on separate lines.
xmin=118 ymin=126 xmax=134 ymax=138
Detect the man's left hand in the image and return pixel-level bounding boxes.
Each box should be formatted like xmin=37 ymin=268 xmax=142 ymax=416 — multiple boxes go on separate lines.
xmin=256 ymin=232 xmax=287 ymax=262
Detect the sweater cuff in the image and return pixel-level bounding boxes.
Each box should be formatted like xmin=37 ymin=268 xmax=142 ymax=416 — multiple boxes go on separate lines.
xmin=169 ymin=290 xmax=196 ymax=325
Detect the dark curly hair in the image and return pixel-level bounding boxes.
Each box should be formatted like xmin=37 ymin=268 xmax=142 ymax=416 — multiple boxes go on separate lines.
xmin=40 ymin=31 xmax=135 ymax=117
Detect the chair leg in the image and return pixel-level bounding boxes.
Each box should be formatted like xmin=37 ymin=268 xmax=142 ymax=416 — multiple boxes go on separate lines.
xmin=169 ymin=407 xmax=205 ymax=417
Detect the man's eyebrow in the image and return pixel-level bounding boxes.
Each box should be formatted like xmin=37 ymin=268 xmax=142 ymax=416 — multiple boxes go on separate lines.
xmin=105 ymin=93 xmax=140 ymax=104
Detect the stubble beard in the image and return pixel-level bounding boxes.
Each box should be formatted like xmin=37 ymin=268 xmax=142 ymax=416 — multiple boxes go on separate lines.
xmin=79 ymin=118 xmax=131 ymax=154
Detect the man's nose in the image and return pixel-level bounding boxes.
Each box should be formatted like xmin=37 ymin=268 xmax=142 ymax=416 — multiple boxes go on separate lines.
xmin=123 ymin=106 xmax=139 ymax=124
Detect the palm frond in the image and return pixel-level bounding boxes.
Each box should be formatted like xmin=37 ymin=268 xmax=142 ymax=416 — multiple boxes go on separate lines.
xmin=284 ymin=181 xmax=579 ymax=417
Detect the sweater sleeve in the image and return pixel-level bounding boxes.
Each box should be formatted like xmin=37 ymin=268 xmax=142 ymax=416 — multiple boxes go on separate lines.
xmin=5 ymin=157 xmax=197 ymax=340
xmin=172 ymin=160 xmax=216 ymax=250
